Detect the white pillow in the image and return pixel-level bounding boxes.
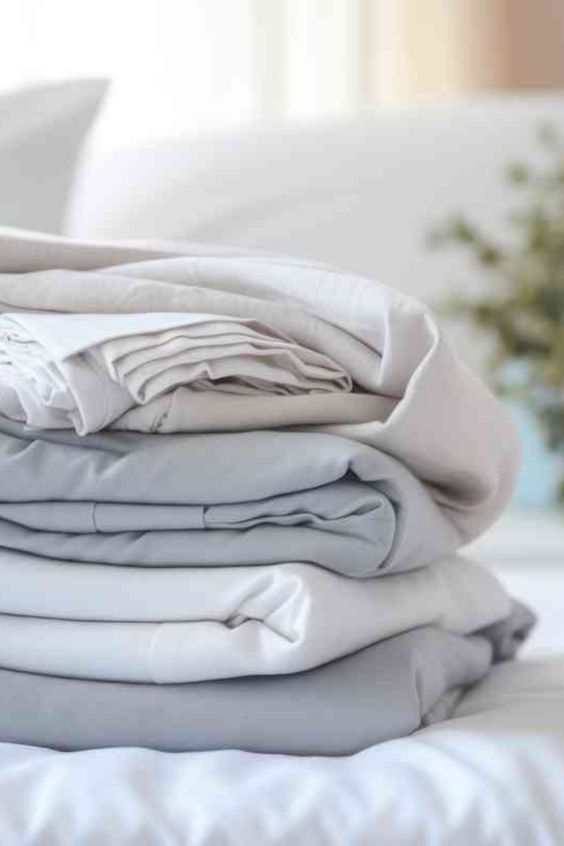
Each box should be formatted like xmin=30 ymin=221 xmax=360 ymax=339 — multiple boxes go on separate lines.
xmin=67 ymin=93 xmax=564 ymax=301
xmin=0 ymin=79 xmax=107 ymax=234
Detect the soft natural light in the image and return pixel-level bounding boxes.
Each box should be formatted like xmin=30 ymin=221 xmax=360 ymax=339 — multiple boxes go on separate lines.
xmin=0 ymin=0 xmax=378 ymax=148
xmin=1 ymin=1 xmax=564 ymax=840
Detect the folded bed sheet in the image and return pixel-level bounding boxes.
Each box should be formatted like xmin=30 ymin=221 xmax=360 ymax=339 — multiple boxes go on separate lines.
xmin=0 ymin=418 xmax=461 ymax=577
xmin=0 ymin=554 xmax=510 ymax=683
xmin=0 ymin=311 xmax=355 ymax=434
xmin=0 ymin=607 xmax=534 ymax=755
xmin=0 ymin=228 xmax=520 ymax=541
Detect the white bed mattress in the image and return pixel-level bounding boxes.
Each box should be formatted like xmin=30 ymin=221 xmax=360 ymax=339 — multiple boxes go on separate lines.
xmin=1 ymin=655 xmax=563 ymax=845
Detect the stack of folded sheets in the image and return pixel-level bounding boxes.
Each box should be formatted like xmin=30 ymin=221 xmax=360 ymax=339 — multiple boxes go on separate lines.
xmin=0 ymin=232 xmax=535 ymax=755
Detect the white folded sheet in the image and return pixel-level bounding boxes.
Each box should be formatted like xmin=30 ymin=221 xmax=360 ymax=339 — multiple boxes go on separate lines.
xmin=0 ymin=311 xmax=350 ymax=434
xmin=0 ymin=552 xmax=510 ymax=682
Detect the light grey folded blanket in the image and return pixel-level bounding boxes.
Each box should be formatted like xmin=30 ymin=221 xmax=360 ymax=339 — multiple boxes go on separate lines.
xmin=0 ymin=416 xmax=461 ymax=577
xmin=0 ymin=603 xmax=534 ymax=755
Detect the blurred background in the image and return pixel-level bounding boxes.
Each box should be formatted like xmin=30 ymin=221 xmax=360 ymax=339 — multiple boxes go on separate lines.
xmin=1 ymin=0 xmax=563 ymax=519
xmin=3 ymin=0 xmax=564 ymax=144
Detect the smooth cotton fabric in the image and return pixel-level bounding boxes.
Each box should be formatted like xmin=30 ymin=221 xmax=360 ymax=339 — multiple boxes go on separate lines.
xmin=0 ymin=311 xmax=352 ymax=433
xmin=0 ymin=225 xmax=265 ymax=273
xmin=0 ymin=554 xmax=510 ymax=683
xmin=0 ymin=621 xmax=530 ymax=755
xmin=0 ymin=418 xmax=461 ymax=577
xmin=0 ymin=229 xmax=520 ymax=540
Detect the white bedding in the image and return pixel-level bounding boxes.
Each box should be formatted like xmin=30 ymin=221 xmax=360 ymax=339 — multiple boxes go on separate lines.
xmin=0 ymin=311 xmax=352 ymax=433
xmin=0 ymin=655 xmax=563 ymax=845
xmin=0 ymin=553 xmax=508 ymax=683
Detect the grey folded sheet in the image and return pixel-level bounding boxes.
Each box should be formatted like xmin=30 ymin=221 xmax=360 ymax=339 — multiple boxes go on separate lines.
xmin=0 ymin=604 xmax=534 ymax=755
xmin=0 ymin=416 xmax=461 ymax=577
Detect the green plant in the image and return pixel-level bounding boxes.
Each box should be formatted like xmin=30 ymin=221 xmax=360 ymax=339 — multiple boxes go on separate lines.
xmin=429 ymin=124 xmax=564 ymax=503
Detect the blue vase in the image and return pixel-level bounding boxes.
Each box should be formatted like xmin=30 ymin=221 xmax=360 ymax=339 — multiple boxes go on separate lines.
xmin=509 ymin=401 xmax=561 ymax=508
